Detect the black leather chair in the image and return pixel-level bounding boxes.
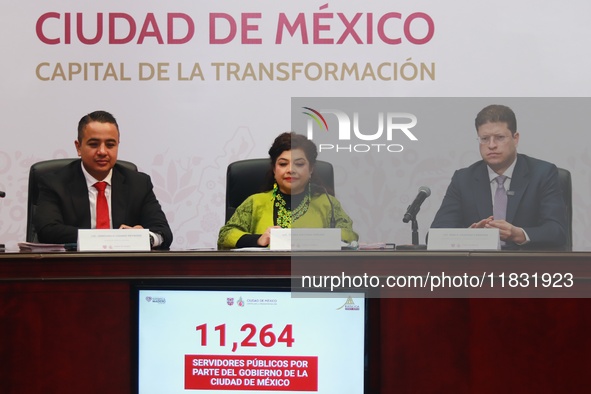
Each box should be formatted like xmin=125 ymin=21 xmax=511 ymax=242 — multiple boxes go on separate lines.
xmin=225 ymin=158 xmax=334 ymax=222
xmin=26 ymin=158 xmax=138 ymax=242
xmin=557 ymin=167 xmax=572 ymax=251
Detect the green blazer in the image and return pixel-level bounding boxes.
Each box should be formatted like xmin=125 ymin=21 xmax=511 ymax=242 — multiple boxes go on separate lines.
xmin=218 ymin=190 xmax=358 ymax=249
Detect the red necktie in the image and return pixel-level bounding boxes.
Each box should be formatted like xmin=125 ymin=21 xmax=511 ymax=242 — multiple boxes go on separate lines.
xmin=93 ymin=182 xmax=110 ymax=229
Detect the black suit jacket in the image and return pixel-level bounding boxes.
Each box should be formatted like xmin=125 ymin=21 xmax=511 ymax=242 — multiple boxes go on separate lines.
xmin=33 ymin=160 xmax=173 ymax=249
xmin=430 ymin=154 xmax=568 ymax=250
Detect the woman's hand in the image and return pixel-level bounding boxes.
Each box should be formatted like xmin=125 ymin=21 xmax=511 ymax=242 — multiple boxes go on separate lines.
xmin=258 ymin=226 xmax=281 ymax=247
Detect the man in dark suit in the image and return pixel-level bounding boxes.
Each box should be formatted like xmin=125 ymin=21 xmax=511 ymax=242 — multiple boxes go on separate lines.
xmin=430 ymin=104 xmax=567 ymax=250
xmin=34 ymin=110 xmax=173 ymax=249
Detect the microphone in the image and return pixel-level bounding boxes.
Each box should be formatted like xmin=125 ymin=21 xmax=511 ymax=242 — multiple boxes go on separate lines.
xmin=402 ymin=186 xmax=431 ymax=223
xmin=323 ymin=188 xmax=336 ymax=228
xmin=314 ymin=184 xmax=335 ymax=228
xmin=0 ymin=191 xmax=5 ymax=252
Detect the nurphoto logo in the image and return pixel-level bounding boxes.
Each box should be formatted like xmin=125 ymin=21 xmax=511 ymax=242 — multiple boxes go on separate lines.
xmin=302 ymin=106 xmax=418 ymax=153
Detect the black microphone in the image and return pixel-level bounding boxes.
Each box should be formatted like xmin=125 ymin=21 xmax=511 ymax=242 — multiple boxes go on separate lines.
xmin=402 ymin=186 xmax=431 ymax=223
xmin=0 ymin=191 xmax=5 ymax=252
xmin=323 ymin=188 xmax=336 ymax=228
xmin=314 ymin=184 xmax=335 ymax=228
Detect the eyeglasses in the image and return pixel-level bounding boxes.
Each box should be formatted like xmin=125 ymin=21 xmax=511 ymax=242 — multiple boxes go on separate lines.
xmin=477 ymin=135 xmax=512 ymax=145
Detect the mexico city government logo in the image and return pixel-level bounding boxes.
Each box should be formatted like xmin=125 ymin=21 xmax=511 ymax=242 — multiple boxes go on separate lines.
xmin=302 ymin=106 xmax=418 ymax=153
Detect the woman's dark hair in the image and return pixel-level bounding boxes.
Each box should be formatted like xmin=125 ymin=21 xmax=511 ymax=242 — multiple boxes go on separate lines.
xmin=264 ymin=132 xmax=326 ymax=193
xmin=268 ymin=132 xmax=318 ymax=166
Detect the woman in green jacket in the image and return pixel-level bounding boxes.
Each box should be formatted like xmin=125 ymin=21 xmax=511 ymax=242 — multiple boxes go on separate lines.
xmin=218 ymin=132 xmax=358 ymax=249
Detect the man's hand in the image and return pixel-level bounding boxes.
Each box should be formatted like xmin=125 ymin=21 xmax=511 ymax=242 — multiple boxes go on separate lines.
xmin=119 ymin=224 xmax=143 ymax=229
xmin=485 ymin=220 xmax=526 ymax=244
xmin=470 ymin=216 xmax=493 ymax=228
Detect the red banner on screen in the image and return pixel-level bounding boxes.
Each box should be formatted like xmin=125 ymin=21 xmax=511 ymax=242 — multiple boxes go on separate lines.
xmin=185 ymin=354 xmax=318 ymax=391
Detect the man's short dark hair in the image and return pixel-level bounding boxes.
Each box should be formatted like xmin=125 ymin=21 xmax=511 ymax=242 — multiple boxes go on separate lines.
xmin=475 ymin=104 xmax=517 ymax=135
xmin=77 ymin=110 xmax=119 ymax=141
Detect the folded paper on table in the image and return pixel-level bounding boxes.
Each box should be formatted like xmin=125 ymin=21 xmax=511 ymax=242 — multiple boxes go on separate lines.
xmin=77 ymin=229 xmax=150 ymax=252
xmin=270 ymin=228 xmax=342 ymax=251
xmin=427 ymin=228 xmax=500 ymax=251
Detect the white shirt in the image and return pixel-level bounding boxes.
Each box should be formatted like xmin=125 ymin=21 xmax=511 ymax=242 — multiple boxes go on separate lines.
xmin=79 ymin=162 xmax=163 ymax=247
xmin=80 ymin=162 xmax=113 ymax=229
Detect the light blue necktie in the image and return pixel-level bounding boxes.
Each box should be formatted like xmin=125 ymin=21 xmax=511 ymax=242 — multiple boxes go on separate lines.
xmin=493 ymin=175 xmax=508 ymax=221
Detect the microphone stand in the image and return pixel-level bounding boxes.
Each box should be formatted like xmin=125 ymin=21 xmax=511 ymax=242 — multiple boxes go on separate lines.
xmin=396 ymin=211 xmax=427 ymax=251
xmin=0 ymin=191 xmax=5 ymax=252
xmin=411 ymin=217 xmax=420 ymax=246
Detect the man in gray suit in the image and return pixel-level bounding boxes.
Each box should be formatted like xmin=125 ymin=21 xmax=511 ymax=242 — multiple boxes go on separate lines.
xmin=34 ymin=110 xmax=173 ymax=249
xmin=430 ymin=104 xmax=567 ymax=250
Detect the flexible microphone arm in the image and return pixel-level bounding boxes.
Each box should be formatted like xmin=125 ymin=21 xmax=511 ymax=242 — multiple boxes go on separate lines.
xmin=313 ymin=184 xmax=336 ymax=228
xmin=326 ymin=192 xmax=336 ymax=228
xmin=400 ymin=186 xmax=431 ymax=248
xmin=0 ymin=190 xmax=5 ymax=251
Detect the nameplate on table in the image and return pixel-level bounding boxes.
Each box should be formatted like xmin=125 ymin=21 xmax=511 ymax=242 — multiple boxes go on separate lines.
xmin=427 ymin=228 xmax=500 ymax=251
xmin=270 ymin=228 xmax=342 ymax=251
xmin=77 ymin=229 xmax=151 ymax=252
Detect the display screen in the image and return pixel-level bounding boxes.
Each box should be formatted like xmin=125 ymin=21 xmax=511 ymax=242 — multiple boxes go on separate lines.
xmin=134 ymin=281 xmax=367 ymax=394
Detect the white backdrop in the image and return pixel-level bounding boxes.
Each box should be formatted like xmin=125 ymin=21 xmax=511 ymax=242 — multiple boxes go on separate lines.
xmin=1 ymin=1 xmax=590 ymax=250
